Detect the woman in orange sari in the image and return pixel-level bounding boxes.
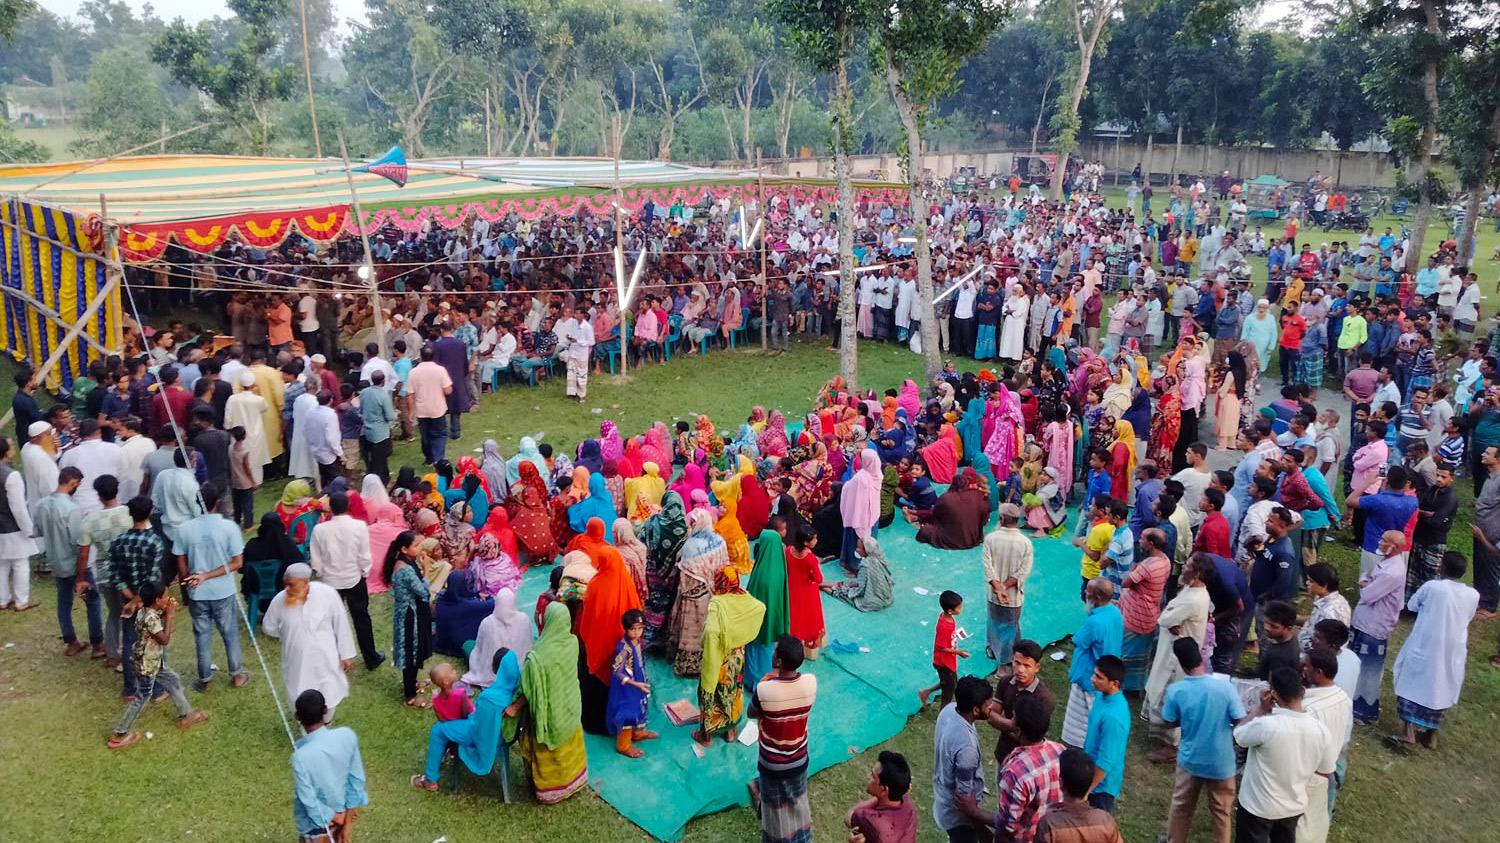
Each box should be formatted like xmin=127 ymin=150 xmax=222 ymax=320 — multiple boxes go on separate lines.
xmin=1147 ymin=375 xmax=1182 ymax=469
xmin=919 ymin=424 xmax=961 ymax=484
xmin=571 ymin=517 xmax=642 ymax=735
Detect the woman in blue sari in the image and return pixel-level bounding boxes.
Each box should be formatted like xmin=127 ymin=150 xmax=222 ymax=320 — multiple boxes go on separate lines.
xmin=433 ymin=568 xmax=495 ymax=656
xmin=411 ymin=648 xmax=521 ymax=791
xmin=567 ymin=473 xmax=616 ymax=540
xmin=873 ymin=409 xmax=915 ymax=464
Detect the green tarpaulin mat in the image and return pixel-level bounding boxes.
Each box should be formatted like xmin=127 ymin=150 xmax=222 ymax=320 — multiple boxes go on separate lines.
xmin=513 ymin=509 xmax=1085 ymax=840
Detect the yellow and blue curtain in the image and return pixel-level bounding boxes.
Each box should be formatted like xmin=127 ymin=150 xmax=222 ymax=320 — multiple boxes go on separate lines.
xmin=0 ymin=199 xmax=119 ymax=393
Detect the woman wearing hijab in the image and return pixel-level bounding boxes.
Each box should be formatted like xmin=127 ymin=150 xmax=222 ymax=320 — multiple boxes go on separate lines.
xmin=743 ymin=527 xmax=789 ymax=693
xmin=693 ymin=568 xmax=765 ymax=746
xmin=1041 ymin=404 xmax=1075 ymax=499
xmin=639 ymin=491 xmax=688 ymax=651
xmin=515 ymin=602 xmax=589 ymax=804
xmin=731 ymin=423 xmax=760 ymax=461
xmin=600 ymin=459 xmax=626 ymax=515
xmin=1215 ymin=350 xmax=1249 ymax=449
xmin=824 ymin=534 xmax=894 ymax=612
xmin=873 ymin=409 xmax=915 ymax=464
xmin=506 ymin=436 xmax=549 ymax=486
xmin=472 ymin=533 xmax=522 ymax=598
xmin=914 ymin=469 xmax=989 ymax=550
xmin=1240 ymin=298 xmax=1278 ymax=372
xmin=897 ymin=378 xmax=922 ymax=420
xmin=640 ymin=423 xmax=672 ymax=469
xmin=1108 ymin=419 xmax=1139 ymax=501
xmin=838 ymin=448 xmax=882 ymax=573
xmin=567 ymin=473 xmax=616 ymax=540
xmin=364 ymin=495 xmax=408 ymax=595
xmin=612 ymin=517 xmax=650 ymax=603
xmin=571 ymin=517 xmax=644 ymax=735
xmin=462 ymin=587 xmax=532 ymax=688
xmin=1024 ymin=467 xmax=1069 ymax=537
xmin=575 ymin=440 xmax=604 ymax=475
xmin=508 ymin=462 xmax=559 ymax=564
xmin=983 ymin=384 xmax=1024 ymax=481
xmin=956 ymin=389 xmax=987 ymax=467
xmin=443 ymin=473 xmax=490 ymax=529
xmin=920 ymin=425 xmax=961 ymax=484
xmin=668 ymin=462 xmax=708 ymax=504
xmin=757 ymin=411 xmax=790 ymax=458
xmin=479 ymin=439 xmax=510 ymax=503
xmin=477 ymin=508 xmax=520 ymax=567
xmin=276 ymin=478 xmax=319 ymax=530
xmin=736 ymin=464 xmax=772 ymax=537
xmin=670 ymin=509 xmax=731 ymax=677
xmin=598 ymin=420 xmax=625 ymax=463
xmin=440 ymin=500 xmax=477 ymax=569
xmin=384 ymin=530 xmax=433 ymax=707
xmin=789 ymin=443 xmax=832 ymax=519
xmin=242 ymin=512 xmax=304 ymax=612
xmin=433 ymin=567 xmax=494 ymax=657
xmin=624 ymin=461 xmax=666 ymax=519
xmin=412 ymin=646 xmax=522 ymax=792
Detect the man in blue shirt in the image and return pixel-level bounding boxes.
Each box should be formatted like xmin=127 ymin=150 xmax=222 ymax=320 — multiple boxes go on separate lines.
xmin=1129 ymin=462 xmax=1164 ymax=536
xmin=1102 ymin=499 xmax=1136 ymax=597
xmin=291 ymin=689 xmax=368 ymax=841
xmin=1082 ymin=655 xmax=1130 ymax=814
xmin=1159 ymin=638 xmax=1246 ymax=843
xmin=1345 ymin=465 xmax=1419 ymax=577
xmin=173 ymin=485 xmax=249 ymax=692
xmin=1063 ymin=579 xmax=1124 ymax=749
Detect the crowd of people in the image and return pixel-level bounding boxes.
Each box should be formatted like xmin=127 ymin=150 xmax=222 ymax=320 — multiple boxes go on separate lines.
xmin=3 ymin=174 xmax=1495 ymax=843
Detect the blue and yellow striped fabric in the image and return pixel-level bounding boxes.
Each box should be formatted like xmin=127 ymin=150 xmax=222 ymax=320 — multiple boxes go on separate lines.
xmin=0 ymin=199 xmax=118 ymax=392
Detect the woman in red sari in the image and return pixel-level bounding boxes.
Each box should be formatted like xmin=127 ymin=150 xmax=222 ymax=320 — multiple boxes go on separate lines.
xmin=507 ymin=461 xmax=559 ymax=564
xmin=919 ymin=425 xmax=960 ymax=484
xmin=1147 ymin=375 xmax=1182 ymax=469
xmin=790 ymin=442 xmax=832 ymax=519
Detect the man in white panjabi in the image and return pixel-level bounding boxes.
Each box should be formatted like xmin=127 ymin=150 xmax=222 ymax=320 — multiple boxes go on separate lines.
xmin=0 ymin=436 xmax=37 ymax=610
xmin=560 ymin=305 xmax=595 ymax=403
xmin=224 ymin=371 xmax=270 ymax=479
xmin=1144 ymin=553 xmax=1212 ymax=751
xmin=262 ymin=563 xmax=357 ymax=716
xmin=1390 ymin=550 xmax=1480 ymax=751
xmin=288 ymin=378 xmax=320 ymax=481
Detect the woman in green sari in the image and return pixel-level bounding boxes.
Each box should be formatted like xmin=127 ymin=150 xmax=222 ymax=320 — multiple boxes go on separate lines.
xmin=511 ymin=601 xmax=588 ymax=804
xmin=743 ymin=527 xmax=790 ymax=694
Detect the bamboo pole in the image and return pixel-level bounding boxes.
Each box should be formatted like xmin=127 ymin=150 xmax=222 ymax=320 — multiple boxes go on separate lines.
xmin=612 ymin=116 xmax=627 ymax=378
xmin=22 ymin=122 xmax=215 ymax=196
xmin=299 ymin=0 xmax=323 ymax=158
xmin=757 ymin=148 xmax=768 ymax=351
xmin=485 ymin=88 xmax=494 ymax=158
xmin=0 ymin=285 xmax=109 ymax=353
xmin=100 ymin=194 xmax=124 ymax=352
xmin=336 ymin=130 xmax=386 ymax=354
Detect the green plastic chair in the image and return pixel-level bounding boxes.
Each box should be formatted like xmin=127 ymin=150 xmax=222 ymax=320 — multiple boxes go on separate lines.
xmin=288 ymin=511 xmax=320 ymax=559
xmin=244 ymin=559 xmax=284 ymax=631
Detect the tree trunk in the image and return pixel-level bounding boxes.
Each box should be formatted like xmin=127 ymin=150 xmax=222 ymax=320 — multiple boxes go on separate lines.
xmin=1459 ymin=103 xmax=1500 ymax=264
xmin=1029 ymin=69 xmax=1053 ymax=154
xmin=1407 ymin=0 xmax=1444 ymax=274
xmin=833 ymin=55 xmax=859 ymax=389
xmin=1143 ymin=132 xmax=1153 ymax=185
xmin=1169 ymin=122 xmax=1183 ymax=186
xmin=1051 ymin=8 xmax=1105 ymax=200
xmin=885 ymin=62 xmax=940 ymax=382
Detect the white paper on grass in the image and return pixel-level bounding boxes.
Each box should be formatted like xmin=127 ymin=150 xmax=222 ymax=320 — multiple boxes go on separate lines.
xmin=912 ymin=586 xmax=930 ymax=595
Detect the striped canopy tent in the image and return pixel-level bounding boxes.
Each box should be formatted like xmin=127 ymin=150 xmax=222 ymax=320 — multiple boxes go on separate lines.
xmin=0 ymin=153 xmax=904 ymax=390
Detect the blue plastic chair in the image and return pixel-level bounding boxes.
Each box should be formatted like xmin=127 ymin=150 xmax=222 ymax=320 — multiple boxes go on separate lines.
xmin=244 ymin=559 xmax=284 ymax=631
xmin=288 ymin=510 xmax=320 ymax=559
xmin=730 ymin=306 xmax=751 ymax=349
xmin=665 ymin=315 xmax=683 ymax=361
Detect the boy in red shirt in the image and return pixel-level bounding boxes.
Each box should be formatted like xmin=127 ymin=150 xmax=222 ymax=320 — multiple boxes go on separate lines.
xmin=918 ymin=590 xmax=969 ymax=709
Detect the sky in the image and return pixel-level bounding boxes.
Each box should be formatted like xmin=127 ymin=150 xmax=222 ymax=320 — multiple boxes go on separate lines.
xmin=36 ymin=0 xmax=366 ymax=29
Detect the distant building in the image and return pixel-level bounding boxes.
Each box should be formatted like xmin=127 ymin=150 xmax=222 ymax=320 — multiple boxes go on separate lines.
xmin=4 ymin=77 xmax=72 ymax=127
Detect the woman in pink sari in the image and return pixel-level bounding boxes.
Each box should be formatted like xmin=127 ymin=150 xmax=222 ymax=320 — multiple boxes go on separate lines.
xmin=897 ymin=379 xmax=922 ymax=420
xmin=670 ymin=463 xmax=709 ymax=503
xmin=983 ymin=384 xmax=1023 ymax=481
xmin=599 ymin=420 xmax=625 ymax=463
xmin=640 ymin=422 xmax=672 ymax=468
xmin=365 ymin=502 xmax=408 ymax=595
xmin=757 ymin=411 xmax=790 ymax=458
xmin=1042 ymin=404 xmax=1075 ymax=497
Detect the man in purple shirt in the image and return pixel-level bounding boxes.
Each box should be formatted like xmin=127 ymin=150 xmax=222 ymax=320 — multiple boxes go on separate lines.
xmin=1344 ymin=465 xmax=1418 ymax=577
xmin=1349 ymin=530 xmax=1407 ymax=724
xmin=428 ymin=320 xmax=471 ymax=441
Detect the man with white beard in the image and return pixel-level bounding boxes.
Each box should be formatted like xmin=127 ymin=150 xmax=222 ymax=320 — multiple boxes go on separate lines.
xmin=262 ymin=563 xmax=357 ymax=718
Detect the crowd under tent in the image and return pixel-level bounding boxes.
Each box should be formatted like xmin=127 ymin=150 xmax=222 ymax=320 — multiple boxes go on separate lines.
xmin=0 ymin=154 xmax=905 ymax=393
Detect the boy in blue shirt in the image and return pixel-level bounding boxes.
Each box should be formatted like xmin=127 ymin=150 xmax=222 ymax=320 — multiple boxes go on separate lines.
xmin=1075 ymin=449 xmax=1113 ymax=539
xmin=1082 ymin=654 xmax=1131 ymax=814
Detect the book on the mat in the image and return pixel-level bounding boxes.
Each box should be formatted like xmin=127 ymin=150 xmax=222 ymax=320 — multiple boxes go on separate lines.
xmin=664 ymin=699 xmax=701 ymax=725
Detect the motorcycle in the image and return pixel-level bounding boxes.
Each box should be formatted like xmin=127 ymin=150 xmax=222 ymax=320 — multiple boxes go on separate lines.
xmin=1322 ymin=209 xmax=1370 ymax=232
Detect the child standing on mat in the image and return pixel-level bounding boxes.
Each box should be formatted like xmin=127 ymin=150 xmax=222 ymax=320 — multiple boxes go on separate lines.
xmin=919 ymin=590 xmax=970 ymax=709
xmin=607 ymin=608 xmax=657 ymax=757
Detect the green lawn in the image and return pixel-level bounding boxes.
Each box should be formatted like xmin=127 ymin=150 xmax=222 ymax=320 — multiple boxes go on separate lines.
xmin=5 ymin=197 xmax=1500 ymax=841
xmin=14 ymin=123 xmax=82 ymax=161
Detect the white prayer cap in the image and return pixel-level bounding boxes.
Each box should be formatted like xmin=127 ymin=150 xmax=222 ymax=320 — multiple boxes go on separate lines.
xmin=284 ymin=563 xmax=312 ymax=582
xmin=27 ymin=421 xmax=51 ymax=438
xmin=239 ymin=371 xmax=256 ymax=387
xmin=310 ymin=354 xmax=327 ymax=364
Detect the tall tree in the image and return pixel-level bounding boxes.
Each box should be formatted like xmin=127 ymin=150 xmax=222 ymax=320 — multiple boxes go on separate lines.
xmin=1049 ymin=0 xmax=1124 ymax=198
xmin=948 ymin=16 xmax=1068 ymax=151
xmin=1444 ymin=33 xmax=1500 ymax=262
xmin=876 ymin=0 xmax=1011 ymax=382
xmin=767 ymin=0 xmax=881 ymax=388
xmin=1360 ymin=0 xmax=1484 ymax=273
xmin=151 ymin=0 xmax=300 ymax=154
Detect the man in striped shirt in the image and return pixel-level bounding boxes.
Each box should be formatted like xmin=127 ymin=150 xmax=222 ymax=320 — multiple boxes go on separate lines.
xmin=749 ymin=635 xmax=819 ymax=843
xmin=995 ymin=695 xmax=1065 ymax=843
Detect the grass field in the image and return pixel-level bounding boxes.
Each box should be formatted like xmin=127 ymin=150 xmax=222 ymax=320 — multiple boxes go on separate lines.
xmin=14 ymin=123 xmax=81 ymax=161
xmin=4 ymin=197 xmax=1500 ymax=841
